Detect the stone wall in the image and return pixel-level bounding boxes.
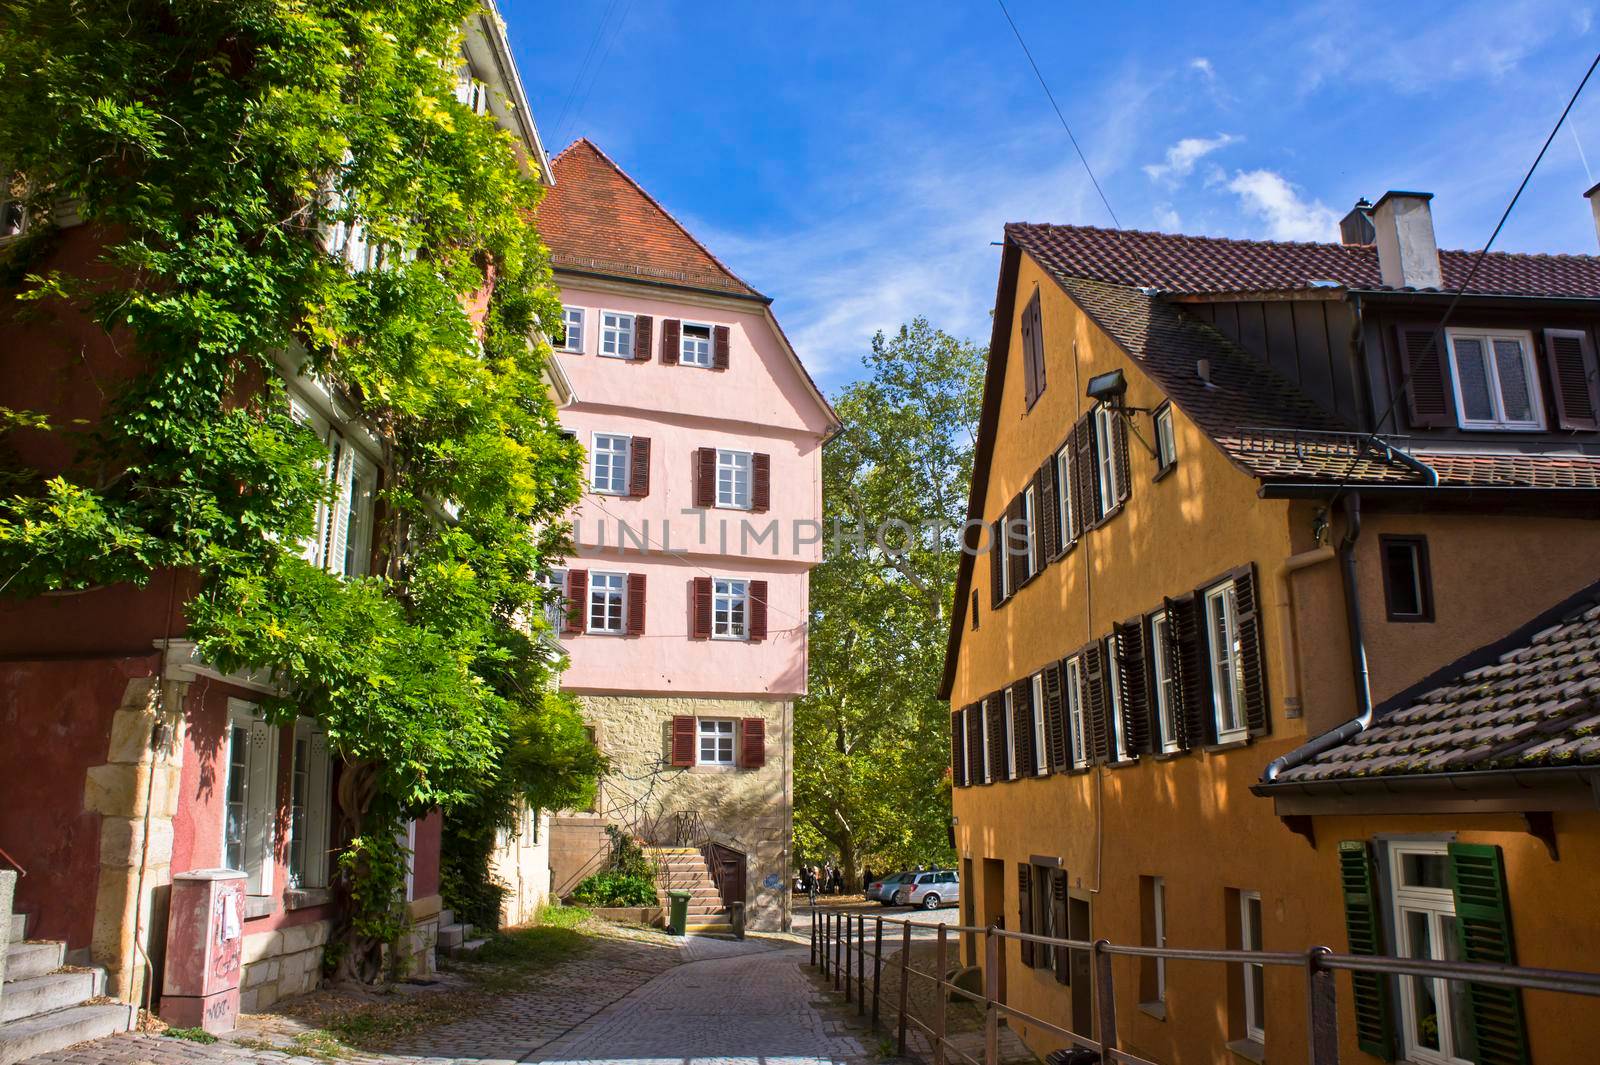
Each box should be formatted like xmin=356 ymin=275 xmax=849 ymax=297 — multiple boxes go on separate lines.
xmin=239 ymin=919 xmax=329 ymax=1014
xmin=575 ymin=693 xmax=793 ymax=931
xmin=489 ymin=806 xmax=552 ymax=928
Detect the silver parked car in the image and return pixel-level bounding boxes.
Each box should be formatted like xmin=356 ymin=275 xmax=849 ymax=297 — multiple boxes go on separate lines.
xmin=879 ymin=869 xmax=959 ymax=909
xmin=866 ymin=871 xmax=914 ymax=903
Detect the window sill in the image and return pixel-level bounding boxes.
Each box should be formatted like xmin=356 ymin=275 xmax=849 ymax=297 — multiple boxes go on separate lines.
xmin=1137 ymin=1000 xmax=1167 ymax=1021
xmin=1227 ymin=1038 xmax=1265 ymax=1064
xmin=285 ymin=887 xmax=333 ymax=911
xmin=1205 ymin=736 xmax=1253 ymax=754
xmin=1153 ymin=462 xmax=1178 ymax=483
xmin=690 ymin=763 xmax=740 ymax=773
xmin=244 ymin=895 xmax=279 ymax=920
xmin=1105 ymin=758 xmax=1141 ymax=771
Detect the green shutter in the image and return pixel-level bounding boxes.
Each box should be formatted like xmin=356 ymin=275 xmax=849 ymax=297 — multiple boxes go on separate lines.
xmin=1338 ymin=841 xmax=1395 ymax=1060
xmin=1448 ymin=843 xmax=1530 ymax=1065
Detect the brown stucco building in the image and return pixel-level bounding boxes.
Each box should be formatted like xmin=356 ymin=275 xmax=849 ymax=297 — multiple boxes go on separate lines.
xmin=942 ymin=192 xmax=1600 ymax=1065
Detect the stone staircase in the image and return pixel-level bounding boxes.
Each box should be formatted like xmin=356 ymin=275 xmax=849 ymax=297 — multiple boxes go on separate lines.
xmin=644 ymin=847 xmax=730 ymax=935
xmin=0 ymin=913 xmax=133 ymax=1065
xmin=435 ymin=909 xmax=485 ymax=959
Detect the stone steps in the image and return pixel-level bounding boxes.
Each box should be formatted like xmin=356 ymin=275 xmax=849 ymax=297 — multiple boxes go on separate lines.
xmin=7 ymin=913 xmax=24 ymax=940
xmin=437 ymin=921 xmax=474 ymax=950
xmin=2 ymin=968 xmax=105 ymax=1023
xmin=448 ymin=938 xmax=487 ymax=958
xmin=4 ymin=941 xmax=65 ymax=982
xmin=0 ymin=1002 xmax=135 ymax=1065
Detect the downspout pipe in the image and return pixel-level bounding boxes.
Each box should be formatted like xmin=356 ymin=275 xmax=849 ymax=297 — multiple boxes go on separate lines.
xmin=1264 ymin=492 xmax=1374 ymax=781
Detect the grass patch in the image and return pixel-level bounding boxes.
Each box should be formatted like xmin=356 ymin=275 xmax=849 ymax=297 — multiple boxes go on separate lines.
xmin=289 ymin=1030 xmax=350 ymax=1059
xmin=164 ymin=1027 xmax=218 ymax=1044
xmin=534 ymin=901 xmax=591 ymax=929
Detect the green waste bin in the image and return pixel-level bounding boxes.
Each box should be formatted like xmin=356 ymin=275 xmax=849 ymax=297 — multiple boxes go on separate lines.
xmin=667 ymin=890 xmax=691 ymax=936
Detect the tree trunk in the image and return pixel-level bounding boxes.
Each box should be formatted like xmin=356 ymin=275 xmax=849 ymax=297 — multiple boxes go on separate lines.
xmin=838 ymin=836 xmax=858 ymax=895
xmin=329 ymin=759 xmax=386 ymax=985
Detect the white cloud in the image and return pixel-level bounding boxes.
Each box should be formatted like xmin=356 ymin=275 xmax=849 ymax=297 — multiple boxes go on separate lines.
xmin=1225 ymin=169 xmax=1340 ymax=241
xmin=1143 ymin=133 xmax=1239 ymax=185
xmin=1189 ymin=57 xmax=1215 ymax=79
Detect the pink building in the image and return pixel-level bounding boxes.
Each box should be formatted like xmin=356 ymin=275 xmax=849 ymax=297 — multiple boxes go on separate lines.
xmin=538 ymin=141 xmax=837 ymax=930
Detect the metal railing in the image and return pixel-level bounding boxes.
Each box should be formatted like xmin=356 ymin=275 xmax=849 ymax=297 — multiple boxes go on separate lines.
xmin=807 ymin=908 xmax=1600 ymax=1065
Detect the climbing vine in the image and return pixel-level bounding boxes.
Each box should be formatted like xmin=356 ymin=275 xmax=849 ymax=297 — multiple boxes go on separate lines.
xmin=0 ymin=0 xmax=602 ymax=976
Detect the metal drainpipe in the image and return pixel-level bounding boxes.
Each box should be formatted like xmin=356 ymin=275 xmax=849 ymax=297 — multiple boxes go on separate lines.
xmin=1264 ymin=492 xmax=1374 ymax=781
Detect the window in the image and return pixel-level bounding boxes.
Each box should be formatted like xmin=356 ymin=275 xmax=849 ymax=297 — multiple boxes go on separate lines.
xmin=1104 ymin=636 xmax=1126 ymax=762
xmin=712 ymin=578 xmax=749 ymax=639
xmin=1002 ymin=688 xmax=1017 ymax=780
xmin=293 ymin=398 xmax=379 ymax=579
xmin=1055 ymin=444 xmax=1074 ymax=543
xmin=1093 ymin=405 xmax=1120 ymax=516
xmin=559 ymin=306 xmax=585 ymax=352
xmin=1022 ymin=485 xmax=1038 ymax=577
xmin=1205 ymin=581 xmax=1248 ymax=743
xmin=587 ymin=572 xmax=625 ymax=634
xmin=970 ymin=590 xmax=980 ymax=631
xmin=222 ymin=701 xmax=276 ymax=895
xmin=716 ymin=449 xmax=752 ymax=509
xmin=1390 ymin=843 xmax=1473 ymax=1065
xmin=1140 ymin=875 xmax=1167 ymax=1007
xmin=455 ymin=66 xmax=488 ymax=114
xmin=288 ymin=719 xmax=333 ymax=890
xmin=1 ymin=200 xmax=25 ymax=239
xmin=1030 ymin=673 xmax=1047 ymax=777
xmin=1154 ymin=403 xmax=1177 ymax=474
xmin=1066 ymin=656 xmax=1089 ymax=769
xmin=1030 ymin=863 xmax=1058 ymax=970
xmin=680 ymin=322 xmax=714 ymax=367
xmin=1382 ymin=535 xmax=1434 ymax=623
xmin=591 ymin=433 xmax=630 ymax=495
xmin=698 ymin=718 xmax=736 ymax=765
xmin=1149 ymin=610 xmax=1180 ymax=754
xmin=980 ymin=702 xmax=992 ymax=784
xmin=1241 ymin=890 xmax=1265 ymax=1044
xmin=540 ymin=568 xmax=567 ymax=633
xmin=1445 ymin=329 xmax=1543 ymax=431
xmin=600 ymin=311 xmax=635 ymax=358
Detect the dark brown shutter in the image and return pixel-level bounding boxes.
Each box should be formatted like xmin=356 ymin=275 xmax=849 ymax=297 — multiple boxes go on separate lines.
xmin=1051 ymin=869 xmax=1070 ymax=984
xmin=951 ymin=710 xmax=967 ymax=788
xmin=1034 ymin=462 xmax=1057 ymax=564
xmin=1011 ymin=679 xmax=1034 ymax=777
xmin=989 ymin=520 xmax=1005 ymax=607
xmin=1234 ymin=566 xmax=1269 ymax=737
xmin=1084 ymin=643 xmax=1110 ymax=764
xmin=1166 ymin=593 xmax=1213 ymax=749
xmin=694 ymin=448 xmax=716 ymax=508
xmin=660 ymin=319 xmax=681 ymax=366
xmin=670 ymin=715 xmax=695 ymax=767
xmin=627 ymin=437 xmax=651 ymax=498
xmin=752 ymin=453 xmax=771 ymax=512
xmin=1543 ymin=328 xmax=1600 ymax=431
xmin=1006 ymin=494 xmax=1027 ymax=592
xmin=741 ymin=717 xmax=766 ymax=768
xmin=691 ymin=576 xmax=712 ymax=638
xmin=1074 ymin=415 xmax=1098 ymax=533
xmin=1021 ymin=291 xmax=1040 ymax=409
xmin=965 ymin=704 xmax=983 ymax=787
xmin=1042 ymin=662 xmax=1068 ymax=771
xmin=1114 ymin=620 xmax=1153 ymax=756
xmin=564 ymin=569 xmax=589 ymax=635
xmin=985 ymin=691 xmax=1006 ymax=782
xmin=1113 ymin=412 xmax=1131 ymax=505
xmin=626 ymin=573 xmax=646 ymax=634
xmin=712 ymin=324 xmax=730 ymax=369
xmin=1017 ymin=864 xmax=1035 ymax=967
xmin=748 ymin=579 xmax=768 ymax=642
xmin=1030 ymin=293 xmax=1046 ymax=401
xmin=633 ymin=314 xmax=654 ymax=361
xmin=1396 ymin=324 xmax=1454 ymax=428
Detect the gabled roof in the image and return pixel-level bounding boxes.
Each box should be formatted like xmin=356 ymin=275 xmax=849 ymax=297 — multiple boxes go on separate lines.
xmin=1268 ymin=581 xmax=1600 ymax=785
xmin=1008 ymin=222 xmax=1600 ymax=298
xmin=538 ymin=139 xmax=762 ymax=299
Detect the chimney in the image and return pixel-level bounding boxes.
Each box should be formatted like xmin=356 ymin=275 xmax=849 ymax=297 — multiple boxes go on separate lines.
xmin=1584 ymin=181 xmax=1600 ymax=252
xmin=1339 ymin=198 xmax=1375 ymax=245
xmin=1371 ymin=191 xmax=1441 ymax=289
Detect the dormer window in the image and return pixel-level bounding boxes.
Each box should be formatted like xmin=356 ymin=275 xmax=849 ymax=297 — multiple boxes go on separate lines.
xmin=1445 ymin=329 xmax=1544 ymax=431
xmin=455 ymin=66 xmax=488 ymax=115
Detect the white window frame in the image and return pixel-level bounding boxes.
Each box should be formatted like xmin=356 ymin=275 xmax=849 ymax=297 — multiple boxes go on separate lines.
xmin=996 ymin=522 xmax=1011 ymax=600
xmin=540 ymin=568 xmax=567 ymax=634
xmin=1105 ymin=636 xmax=1126 ymax=762
xmin=697 ymin=717 xmax=736 ymax=766
xmin=1241 ymin=889 xmax=1265 ymax=1044
xmin=559 ymin=306 xmax=585 ymax=353
xmin=980 ymin=702 xmax=992 ymax=784
xmin=1205 ymin=581 xmax=1249 ymax=743
xmin=1094 ymin=404 xmax=1120 ymax=517
xmin=591 ymin=433 xmax=630 ymax=495
xmin=1150 ymin=610 xmax=1180 ymax=754
xmin=223 ymin=700 xmax=277 ymax=896
xmin=1055 ymin=444 xmax=1074 ymax=543
xmin=1444 ymin=328 xmax=1544 ymax=431
xmin=716 ymin=449 xmax=753 ymax=509
xmin=1030 ymin=673 xmax=1047 ymax=777
xmin=1152 ymin=877 xmax=1168 ymax=1004
xmin=599 ymin=310 xmax=636 ymax=359
xmin=1022 ymin=485 xmax=1038 ymax=578
xmin=291 ymin=397 xmax=378 ymax=579
xmin=402 ymin=820 xmax=416 ymax=901
xmin=288 ymin=718 xmax=333 ymax=890
xmin=680 ymin=321 xmax=715 ymax=367
xmin=712 ymin=578 xmax=750 ymax=640
xmin=587 ymin=571 xmax=626 ymax=634
xmin=1390 ymin=842 xmax=1472 ymax=1065
xmin=1002 ymin=688 xmax=1017 ymax=780
xmin=1066 ymin=656 xmax=1089 ymax=769
xmin=1155 ymin=404 xmax=1177 ymax=469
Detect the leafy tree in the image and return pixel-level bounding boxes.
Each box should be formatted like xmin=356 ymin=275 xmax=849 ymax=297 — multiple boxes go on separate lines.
xmin=0 ymin=0 xmax=600 ymax=977
xmin=795 ymin=318 xmax=984 ymax=887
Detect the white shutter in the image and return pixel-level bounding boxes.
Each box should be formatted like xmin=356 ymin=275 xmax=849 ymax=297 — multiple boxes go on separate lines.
xmin=344 ymin=450 xmax=376 ymax=577
xmin=306 ymin=729 xmax=332 ymax=888
xmin=244 ymin=715 xmax=276 ymax=895
xmin=325 ymin=438 xmax=354 ymax=576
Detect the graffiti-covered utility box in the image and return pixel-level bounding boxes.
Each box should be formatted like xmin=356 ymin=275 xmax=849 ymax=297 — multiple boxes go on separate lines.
xmin=160 ymin=869 xmax=246 ymax=1033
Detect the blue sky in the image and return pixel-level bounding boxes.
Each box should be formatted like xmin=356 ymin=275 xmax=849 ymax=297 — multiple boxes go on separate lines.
xmin=507 ymin=0 xmax=1600 ymax=391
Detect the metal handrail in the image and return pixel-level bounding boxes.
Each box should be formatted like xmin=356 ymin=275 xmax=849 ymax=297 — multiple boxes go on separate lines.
xmin=0 ymin=844 xmax=24 ymax=877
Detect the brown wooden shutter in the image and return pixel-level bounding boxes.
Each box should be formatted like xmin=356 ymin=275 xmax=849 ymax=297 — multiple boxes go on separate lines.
xmin=1036 ymin=459 xmax=1059 ymax=563
xmin=712 ymin=324 xmax=731 ymax=369
xmin=1396 ymin=324 xmax=1454 ymax=428
xmin=627 ymin=437 xmax=651 ymax=498
xmin=1030 ymin=293 xmax=1046 ymax=402
xmin=989 ymin=520 xmax=1005 ymax=608
xmin=1084 ymin=642 xmax=1110 ymax=764
xmin=1021 ymin=293 xmax=1039 ymax=409
xmin=1166 ymin=592 xmax=1214 ymax=750
xmin=965 ymin=704 xmax=983 ymax=787
xmin=1543 ymin=328 xmax=1600 ymax=431
xmin=1114 ymin=620 xmax=1153 ymax=756
xmin=632 ymin=314 xmax=653 ymax=361
xmin=670 ymin=715 xmax=695 ymax=767
xmin=748 ymin=579 xmax=768 ymax=642
xmin=752 ymin=453 xmax=771 ymax=512
xmin=691 ymin=576 xmax=713 ymax=638
xmin=1073 ymin=415 xmax=1098 ymax=533
xmin=985 ymin=691 xmax=1006 ymax=782
xmin=1234 ymin=565 xmax=1270 ymax=737
xmin=1006 ymin=494 xmax=1027 ymax=592
xmin=1042 ymin=661 xmax=1068 ymax=771
xmin=564 ymin=569 xmax=588 ymax=635
xmin=660 ymin=319 xmax=681 ymax=366
xmin=626 ymin=573 xmax=646 ymax=635
xmin=1010 ymin=679 xmax=1034 ymax=777
xmin=1051 ymin=869 xmax=1070 ymax=984
xmin=694 ymin=448 xmax=716 ymax=508
xmin=951 ymin=710 xmax=967 ymax=788
xmin=740 ymin=717 xmax=766 ymax=768
xmin=1113 ymin=413 xmax=1131 ymax=505
xmin=1017 ymin=864 xmax=1035 ymax=967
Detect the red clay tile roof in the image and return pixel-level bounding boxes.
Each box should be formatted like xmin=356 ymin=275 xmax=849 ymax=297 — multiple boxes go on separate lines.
xmin=538 ymin=139 xmax=761 ymax=298
xmin=1008 ymin=222 xmax=1600 ymax=298
xmin=1273 ymin=586 xmax=1600 ymax=783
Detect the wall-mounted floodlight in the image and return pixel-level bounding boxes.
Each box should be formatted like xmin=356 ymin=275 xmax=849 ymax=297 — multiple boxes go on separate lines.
xmin=1086 ymin=367 xmax=1160 ymax=458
